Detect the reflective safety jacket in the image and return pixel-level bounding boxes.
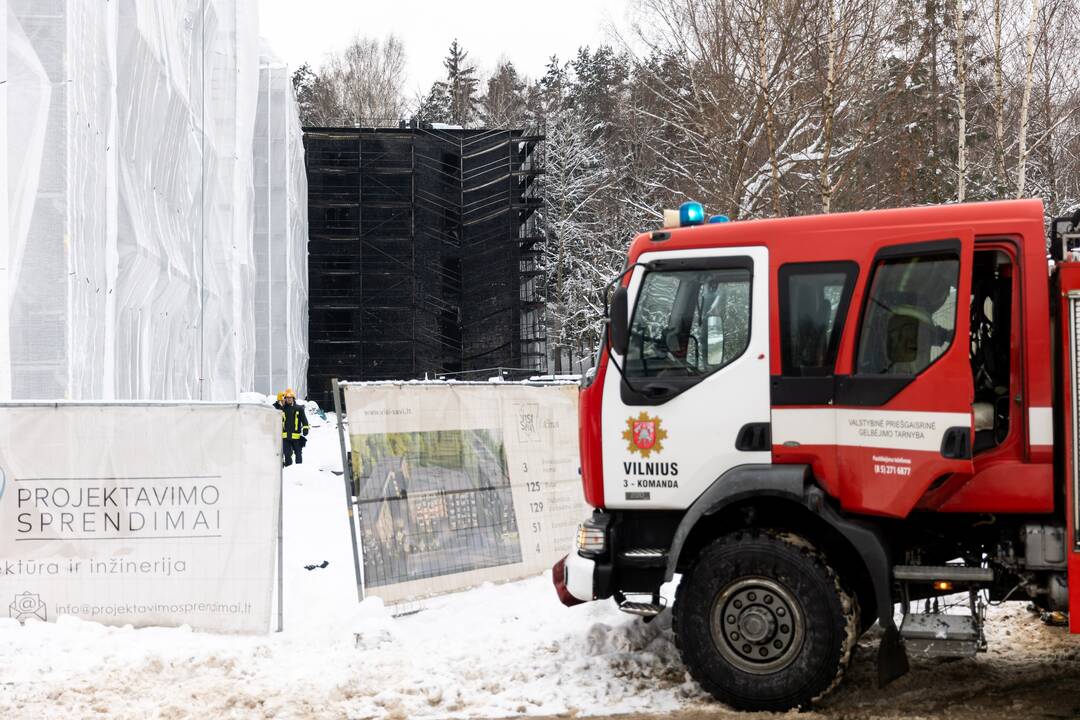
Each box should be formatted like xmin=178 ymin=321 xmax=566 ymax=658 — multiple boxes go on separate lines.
xmin=280 ymin=403 xmax=309 ymax=440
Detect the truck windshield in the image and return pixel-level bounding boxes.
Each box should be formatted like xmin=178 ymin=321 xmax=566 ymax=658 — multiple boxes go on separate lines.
xmin=625 ymin=267 xmax=751 ymax=379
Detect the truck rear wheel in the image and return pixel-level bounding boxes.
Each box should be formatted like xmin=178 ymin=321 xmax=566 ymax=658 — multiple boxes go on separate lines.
xmin=673 ymin=531 xmax=858 ymax=711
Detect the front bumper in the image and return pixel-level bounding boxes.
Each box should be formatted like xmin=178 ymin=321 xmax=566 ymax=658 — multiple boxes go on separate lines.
xmin=552 ymin=550 xmax=597 ymax=606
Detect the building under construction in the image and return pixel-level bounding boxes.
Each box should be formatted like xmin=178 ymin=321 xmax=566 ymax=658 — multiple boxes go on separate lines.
xmin=304 ymin=126 xmax=544 ymax=405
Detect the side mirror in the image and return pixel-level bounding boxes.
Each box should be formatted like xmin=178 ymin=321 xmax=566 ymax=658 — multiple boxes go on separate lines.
xmin=610 ymin=287 xmax=629 ymax=356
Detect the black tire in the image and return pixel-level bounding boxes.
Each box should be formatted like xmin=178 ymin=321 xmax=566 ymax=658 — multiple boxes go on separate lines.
xmin=673 ymin=530 xmax=858 ymax=712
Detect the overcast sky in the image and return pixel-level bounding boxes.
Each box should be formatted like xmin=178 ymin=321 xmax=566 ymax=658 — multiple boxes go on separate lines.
xmin=258 ymin=0 xmax=633 ymax=100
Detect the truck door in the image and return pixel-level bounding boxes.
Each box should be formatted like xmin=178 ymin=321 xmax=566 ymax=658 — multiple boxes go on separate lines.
xmin=832 ymin=234 xmax=976 ymax=517
xmin=601 ymin=247 xmax=771 ymax=510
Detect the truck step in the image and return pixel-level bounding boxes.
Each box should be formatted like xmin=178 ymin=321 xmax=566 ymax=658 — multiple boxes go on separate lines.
xmin=619 ymin=548 xmax=668 ymax=567
xmin=618 ymin=600 xmax=664 ymax=618
xmin=900 ymin=613 xmax=982 ymax=658
xmin=893 ymin=565 xmax=994 ymax=583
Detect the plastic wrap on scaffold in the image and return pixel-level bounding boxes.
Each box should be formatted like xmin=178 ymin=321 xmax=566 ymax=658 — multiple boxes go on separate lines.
xmin=254 ymin=46 xmax=309 ymax=400
xmin=3 ymin=1 xmax=306 ymax=401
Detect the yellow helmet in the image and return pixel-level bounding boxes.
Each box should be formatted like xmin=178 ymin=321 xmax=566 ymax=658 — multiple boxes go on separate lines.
xmin=284 ymin=388 xmax=296 ymax=399
xmin=276 ymin=391 xmax=285 ymax=403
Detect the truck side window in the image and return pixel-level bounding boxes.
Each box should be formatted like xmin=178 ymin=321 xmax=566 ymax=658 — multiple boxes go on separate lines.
xmin=778 ymin=262 xmax=857 ymax=377
xmin=855 ymin=254 xmax=959 ymax=376
xmin=626 ymin=267 xmax=751 ymax=380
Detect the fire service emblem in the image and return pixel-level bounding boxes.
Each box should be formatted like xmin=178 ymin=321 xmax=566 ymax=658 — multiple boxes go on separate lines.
xmin=623 ymin=412 xmax=667 ymax=458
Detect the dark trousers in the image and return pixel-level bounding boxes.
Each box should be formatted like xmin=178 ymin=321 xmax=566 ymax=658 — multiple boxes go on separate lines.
xmin=283 ymin=437 xmax=303 ymax=466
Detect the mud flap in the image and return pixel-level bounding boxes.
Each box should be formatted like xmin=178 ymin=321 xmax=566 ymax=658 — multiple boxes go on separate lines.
xmin=810 ymin=487 xmax=910 ymax=687
xmin=877 ymin=620 xmax=909 ymax=687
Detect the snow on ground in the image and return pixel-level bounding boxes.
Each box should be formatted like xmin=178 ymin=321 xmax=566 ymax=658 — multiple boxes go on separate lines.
xmin=0 ymin=414 xmax=1078 ymax=719
xmin=0 ymin=414 xmax=703 ymax=720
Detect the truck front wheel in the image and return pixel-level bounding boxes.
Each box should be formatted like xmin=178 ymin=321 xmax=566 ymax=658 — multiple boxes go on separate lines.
xmin=673 ymin=531 xmax=858 ymax=711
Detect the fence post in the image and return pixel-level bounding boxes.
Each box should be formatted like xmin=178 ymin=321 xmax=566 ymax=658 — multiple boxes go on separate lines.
xmin=277 ymin=444 xmax=284 ymax=632
xmin=332 ymin=378 xmax=365 ymax=602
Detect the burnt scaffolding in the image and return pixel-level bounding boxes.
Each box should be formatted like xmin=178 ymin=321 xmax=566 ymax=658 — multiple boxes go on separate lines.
xmin=304 ymin=127 xmax=544 ymax=406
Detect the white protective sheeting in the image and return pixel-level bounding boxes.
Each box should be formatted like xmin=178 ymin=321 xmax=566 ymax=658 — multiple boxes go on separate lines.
xmin=0 ymin=402 xmax=282 ymax=634
xmin=4 ymin=2 xmax=53 ymax=401
xmin=254 ymin=46 xmax=309 ymax=399
xmin=0 ymin=5 xmax=7 ymax=398
xmin=2 ymin=1 xmax=308 ymax=401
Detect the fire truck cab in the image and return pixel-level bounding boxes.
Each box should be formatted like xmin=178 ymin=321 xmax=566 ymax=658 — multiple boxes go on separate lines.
xmin=554 ymin=199 xmax=1080 ymax=711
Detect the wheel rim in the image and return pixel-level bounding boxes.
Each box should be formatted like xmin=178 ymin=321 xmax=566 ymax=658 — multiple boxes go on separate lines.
xmin=710 ymin=577 xmax=805 ymax=674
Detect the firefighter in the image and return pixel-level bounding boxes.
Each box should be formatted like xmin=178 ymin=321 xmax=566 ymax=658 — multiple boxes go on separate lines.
xmin=277 ymin=388 xmax=309 ymax=466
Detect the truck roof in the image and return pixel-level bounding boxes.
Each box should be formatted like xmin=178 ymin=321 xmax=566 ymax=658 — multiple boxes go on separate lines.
xmin=628 ymin=199 xmax=1046 ymax=263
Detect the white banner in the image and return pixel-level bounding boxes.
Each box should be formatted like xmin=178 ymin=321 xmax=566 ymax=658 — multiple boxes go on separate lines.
xmin=0 ymin=403 xmax=281 ymax=634
xmin=342 ymin=382 xmax=588 ymax=603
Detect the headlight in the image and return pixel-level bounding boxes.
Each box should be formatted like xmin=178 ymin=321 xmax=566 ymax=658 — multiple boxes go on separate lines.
xmin=576 ymin=515 xmax=609 ymax=557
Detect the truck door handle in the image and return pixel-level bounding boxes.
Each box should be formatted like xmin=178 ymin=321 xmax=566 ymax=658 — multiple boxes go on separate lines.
xmin=736 ymin=423 xmax=771 ymax=452
xmin=940 ymin=426 xmax=972 ymax=460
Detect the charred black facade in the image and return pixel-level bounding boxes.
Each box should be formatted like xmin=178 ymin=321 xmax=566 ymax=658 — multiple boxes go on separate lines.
xmin=304 ymin=127 xmax=544 ymax=406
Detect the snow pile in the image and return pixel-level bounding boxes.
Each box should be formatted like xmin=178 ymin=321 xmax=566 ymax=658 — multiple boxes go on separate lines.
xmin=333 ymin=577 xmax=702 ymax=718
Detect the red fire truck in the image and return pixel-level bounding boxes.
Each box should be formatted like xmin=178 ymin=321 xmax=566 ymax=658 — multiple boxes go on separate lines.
xmin=553 ymin=199 xmax=1080 ymax=711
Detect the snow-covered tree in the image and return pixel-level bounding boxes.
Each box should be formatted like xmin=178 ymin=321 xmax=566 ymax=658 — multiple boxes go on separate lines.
xmin=296 ymin=3 xmax=1080 ymax=371
xmin=538 ymin=61 xmax=617 ymax=371
xmin=480 ymin=62 xmax=528 ymax=127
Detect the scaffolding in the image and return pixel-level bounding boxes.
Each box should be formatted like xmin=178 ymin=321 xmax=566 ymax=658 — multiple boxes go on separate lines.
xmin=304 ymin=127 xmax=544 ymax=405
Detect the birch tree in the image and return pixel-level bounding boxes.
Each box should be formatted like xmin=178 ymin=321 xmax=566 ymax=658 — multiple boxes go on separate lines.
xmin=291 ymin=36 xmax=407 ymax=126
xmin=754 ymin=1 xmax=784 ymax=216
xmin=322 ymin=35 xmax=407 ymax=126
xmin=992 ymin=0 xmax=1008 ymax=191
xmin=1015 ymin=0 xmax=1041 ymax=197
xmin=810 ymin=0 xmax=888 ymax=212
xmin=819 ymin=0 xmax=840 ymax=211
xmin=955 ymin=0 xmax=967 ymax=201
xmin=1027 ymin=0 xmax=1080 ymax=206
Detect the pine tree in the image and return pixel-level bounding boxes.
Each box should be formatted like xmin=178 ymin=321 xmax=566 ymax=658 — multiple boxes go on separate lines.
xmin=480 ymin=62 xmax=528 ymax=127
xmin=444 ymin=40 xmax=481 ymax=126
xmin=414 ymin=41 xmax=482 ymax=127
xmin=414 ymin=84 xmax=451 ymax=124
xmin=569 ymin=47 xmax=629 ymax=137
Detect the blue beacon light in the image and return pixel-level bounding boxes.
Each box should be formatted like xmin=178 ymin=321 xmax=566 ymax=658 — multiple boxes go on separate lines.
xmin=708 ymin=214 xmax=730 ymax=224
xmin=679 ymin=201 xmax=705 ymax=226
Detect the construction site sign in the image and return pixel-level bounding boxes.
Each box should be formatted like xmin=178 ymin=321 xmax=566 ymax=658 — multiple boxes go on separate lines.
xmin=0 ymin=403 xmax=282 ymax=634
xmin=339 ymin=382 xmax=587 ymax=603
